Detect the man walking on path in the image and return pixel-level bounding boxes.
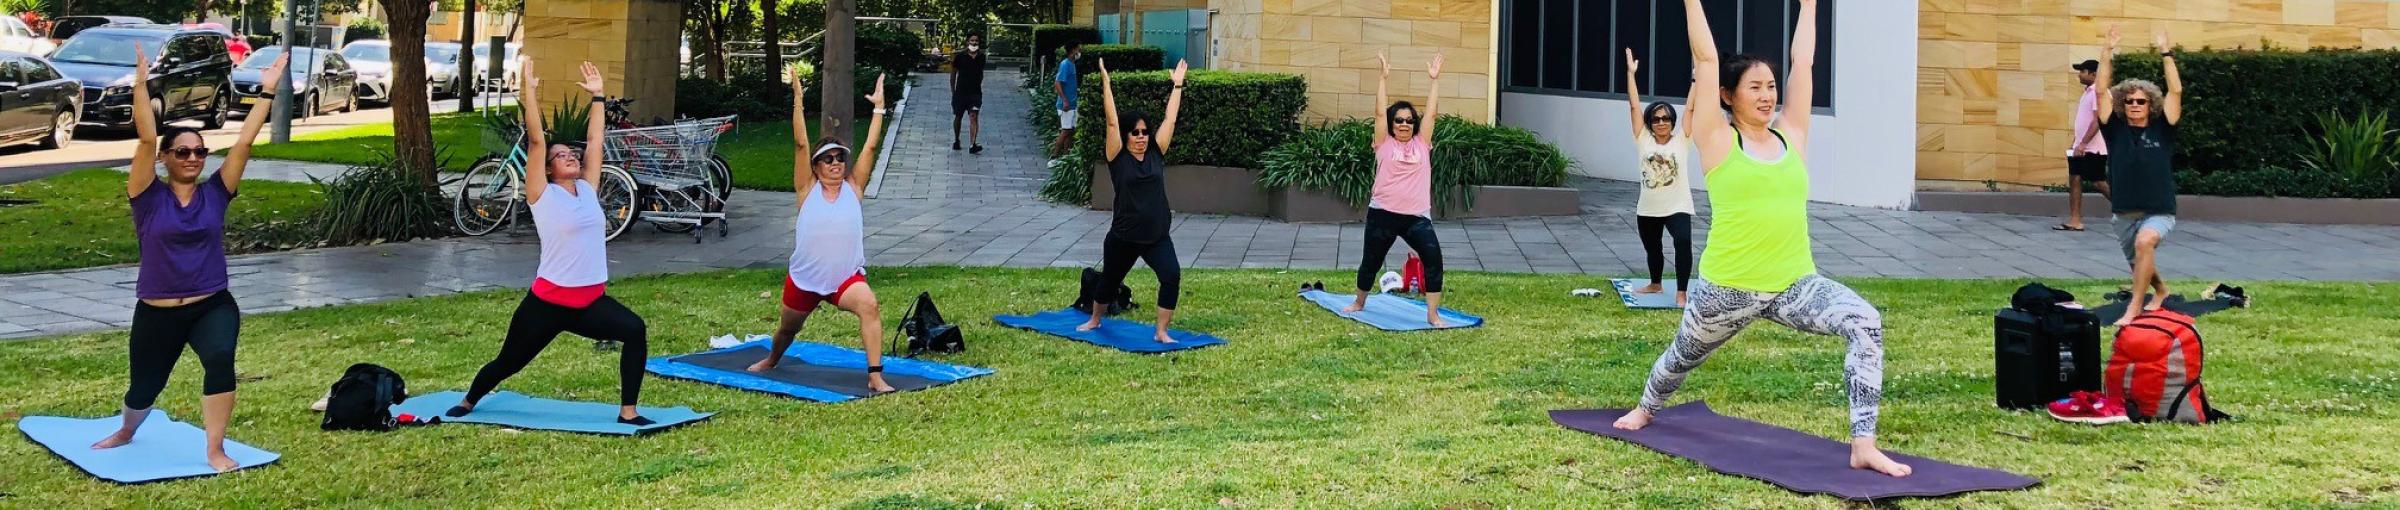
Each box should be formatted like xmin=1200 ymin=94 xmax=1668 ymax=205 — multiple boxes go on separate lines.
xmin=2059 ymin=59 xmax=2109 ymax=232
xmin=1051 ymin=42 xmax=1083 ymax=158
xmin=952 ymin=33 xmax=987 ymax=154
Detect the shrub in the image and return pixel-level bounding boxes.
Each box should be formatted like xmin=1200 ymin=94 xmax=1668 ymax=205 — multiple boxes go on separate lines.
xmin=308 ymin=152 xmax=453 ymax=245
xmin=805 ymin=24 xmax=925 ymax=77
xmin=2112 ymin=48 xmax=2400 ymax=174
xmin=1259 ymin=116 xmax=1575 ymax=213
xmin=1036 ymin=70 xmax=1307 ymax=204
xmin=1031 ymin=24 xmax=1100 ymax=65
xmin=2175 ymin=167 xmax=2395 ymax=199
xmin=344 ymin=17 xmax=387 ymax=41
xmin=1075 ymin=44 xmax=1165 ymax=75
xmin=544 ymin=100 xmax=592 ymax=145
xmin=2302 ymin=111 xmax=2400 ymax=183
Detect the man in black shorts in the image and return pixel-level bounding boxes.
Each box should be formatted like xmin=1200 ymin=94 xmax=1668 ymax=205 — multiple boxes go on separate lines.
xmin=2060 ymin=59 xmax=2109 ymax=231
xmin=951 ymin=33 xmax=986 ymax=154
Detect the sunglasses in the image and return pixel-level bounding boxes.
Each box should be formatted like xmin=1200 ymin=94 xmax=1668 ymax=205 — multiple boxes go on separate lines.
xmin=1391 ymin=117 xmax=1419 ymax=125
xmin=167 ymin=146 xmax=208 ymax=160
xmin=1648 ymin=116 xmax=1674 ymax=124
xmin=1127 ymin=127 xmax=1151 ymax=137
xmin=2124 ymin=98 xmax=2151 ymax=106
xmin=815 ymin=152 xmax=849 ymax=165
xmin=550 ymin=152 xmax=580 ymax=161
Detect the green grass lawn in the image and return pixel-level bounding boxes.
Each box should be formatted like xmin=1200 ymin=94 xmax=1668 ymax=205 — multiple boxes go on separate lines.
xmin=0 ymin=169 xmax=323 ymax=274
xmin=1 ymin=268 xmax=2394 ymax=507
xmin=240 ymin=109 xmax=864 ymax=192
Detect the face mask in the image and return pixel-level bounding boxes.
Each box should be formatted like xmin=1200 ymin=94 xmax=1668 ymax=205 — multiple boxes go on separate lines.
xmin=968 ymin=44 xmax=980 ymax=52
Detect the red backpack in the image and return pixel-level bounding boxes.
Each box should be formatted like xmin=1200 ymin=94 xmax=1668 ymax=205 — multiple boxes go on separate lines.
xmin=2105 ymin=310 xmax=2229 ymax=423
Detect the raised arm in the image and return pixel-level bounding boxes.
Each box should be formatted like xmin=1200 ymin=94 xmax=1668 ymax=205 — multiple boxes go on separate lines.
xmin=1776 ymin=0 xmax=1818 ymax=141
xmin=1099 ymin=59 xmax=1122 ymax=161
xmin=2094 ymin=24 xmax=2120 ymax=124
xmin=1155 ymin=59 xmax=1188 ymax=154
xmin=216 ymin=53 xmax=290 ymax=194
xmin=576 ymin=61 xmax=607 ymax=188
xmin=2158 ymin=28 xmax=2182 ymax=125
xmin=791 ymin=69 xmax=811 ymax=202
xmin=125 ymin=47 xmax=159 ymax=198
xmin=1682 ymin=0 xmax=1731 ymax=169
xmin=1420 ymin=53 xmax=1443 ymax=140
xmin=851 ymin=74 xmax=889 ymax=191
xmin=1625 ymin=49 xmax=1644 ymax=135
xmin=520 ymin=58 xmax=550 ymax=204
xmin=1375 ymin=52 xmax=1392 ymax=148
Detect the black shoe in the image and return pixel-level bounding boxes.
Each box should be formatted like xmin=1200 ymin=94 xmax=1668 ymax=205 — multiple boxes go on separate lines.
xmin=953 ymin=141 xmax=962 ymax=151
xmin=970 ymin=145 xmax=984 ymax=154
xmin=617 ymin=415 xmax=656 ymax=426
xmin=444 ymin=405 xmax=474 ymax=418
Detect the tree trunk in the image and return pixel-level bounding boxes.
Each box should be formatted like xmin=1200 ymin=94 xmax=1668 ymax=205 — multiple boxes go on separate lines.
xmin=702 ymin=1 xmax=727 ymax=82
xmin=458 ymin=0 xmax=477 ymax=112
xmin=761 ymin=0 xmax=780 ymax=74
xmin=384 ymin=0 xmax=437 ymax=183
xmin=822 ymin=0 xmax=853 ymax=141
xmin=195 ymin=0 xmax=215 ymax=22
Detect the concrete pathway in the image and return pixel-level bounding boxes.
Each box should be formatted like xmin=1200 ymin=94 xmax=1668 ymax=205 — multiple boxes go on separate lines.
xmin=4 ymin=71 xmax=2397 ymax=339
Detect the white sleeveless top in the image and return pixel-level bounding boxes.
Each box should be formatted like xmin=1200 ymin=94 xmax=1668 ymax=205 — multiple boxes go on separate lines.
xmin=1634 ymin=133 xmax=1698 ymax=217
xmin=788 ymin=184 xmax=867 ymax=293
xmin=530 ymin=181 xmax=610 ymax=286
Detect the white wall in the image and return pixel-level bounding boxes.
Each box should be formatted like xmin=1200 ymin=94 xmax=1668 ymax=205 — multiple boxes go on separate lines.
xmin=1498 ymin=3 xmax=1919 ymax=210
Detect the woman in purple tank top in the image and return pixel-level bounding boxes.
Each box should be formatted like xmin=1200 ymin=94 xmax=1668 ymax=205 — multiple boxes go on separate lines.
xmin=90 ymin=50 xmax=290 ymax=473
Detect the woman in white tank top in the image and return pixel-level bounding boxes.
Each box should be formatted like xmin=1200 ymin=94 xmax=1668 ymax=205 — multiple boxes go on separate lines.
xmin=744 ymin=72 xmax=900 ymax=394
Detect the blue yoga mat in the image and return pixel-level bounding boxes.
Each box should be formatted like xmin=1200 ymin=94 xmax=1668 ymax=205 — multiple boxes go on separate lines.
xmin=992 ymin=308 xmax=1228 ymax=353
xmin=18 ymin=412 xmax=279 ymax=484
xmin=391 ymin=391 xmax=713 ymax=435
xmin=1298 ymin=289 xmax=1483 ymax=331
xmin=647 ymin=336 xmax=996 ymax=403
xmin=1612 ymin=278 xmax=1686 ymax=310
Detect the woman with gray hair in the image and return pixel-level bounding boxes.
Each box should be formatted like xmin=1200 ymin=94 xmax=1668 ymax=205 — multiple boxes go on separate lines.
xmin=2091 ymin=23 xmax=2184 ymax=327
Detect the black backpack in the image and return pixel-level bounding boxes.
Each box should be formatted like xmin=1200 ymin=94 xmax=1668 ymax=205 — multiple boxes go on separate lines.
xmin=322 ymin=363 xmax=409 ymax=431
xmin=899 ymin=292 xmax=965 ymax=356
xmin=1074 ymin=267 xmax=1137 ymax=316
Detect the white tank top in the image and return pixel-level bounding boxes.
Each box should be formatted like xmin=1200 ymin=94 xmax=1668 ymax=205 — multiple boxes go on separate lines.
xmin=788 ymin=184 xmax=867 ymax=293
xmin=529 ymin=181 xmax=610 ymax=286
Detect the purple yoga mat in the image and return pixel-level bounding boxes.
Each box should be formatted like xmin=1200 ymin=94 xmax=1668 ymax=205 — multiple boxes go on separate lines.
xmin=1550 ymin=402 xmax=2039 ymax=501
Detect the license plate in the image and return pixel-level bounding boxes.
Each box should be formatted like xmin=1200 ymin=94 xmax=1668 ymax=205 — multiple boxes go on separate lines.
xmin=240 ymin=97 xmax=262 ymax=106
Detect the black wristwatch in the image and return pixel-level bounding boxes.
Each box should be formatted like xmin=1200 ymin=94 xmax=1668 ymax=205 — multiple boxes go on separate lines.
xmin=592 ymin=95 xmax=606 ymax=103
xmin=2160 ymin=51 xmax=2176 ymax=59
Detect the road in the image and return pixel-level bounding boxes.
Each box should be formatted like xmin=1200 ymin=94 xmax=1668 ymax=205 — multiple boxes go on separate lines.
xmin=0 ymin=95 xmax=503 ymax=184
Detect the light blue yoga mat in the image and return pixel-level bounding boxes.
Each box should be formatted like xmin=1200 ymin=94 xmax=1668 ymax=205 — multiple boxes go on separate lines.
xmin=1611 ymin=278 xmax=1686 ymax=310
xmin=993 ymin=308 xmax=1228 ymax=353
xmin=18 ymin=412 xmax=279 ymax=484
xmin=1298 ymin=289 xmax=1483 ymax=331
xmin=647 ymin=336 xmax=996 ymax=403
xmin=391 ymin=391 xmax=713 ymax=435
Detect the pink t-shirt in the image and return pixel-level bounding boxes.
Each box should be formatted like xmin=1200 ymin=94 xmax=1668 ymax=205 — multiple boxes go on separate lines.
xmin=2071 ymin=85 xmax=2109 ymax=156
xmin=1371 ymin=135 xmax=1434 ymax=217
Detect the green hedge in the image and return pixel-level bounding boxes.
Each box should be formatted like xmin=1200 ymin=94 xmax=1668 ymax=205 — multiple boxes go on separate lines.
xmin=2176 ymin=167 xmax=2394 ymax=199
xmin=805 ymin=24 xmax=926 ymax=77
xmin=344 ymin=17 xmax=386 ymax=41
xmin=1036 ymin=70 xmax=1309 ymax=204
xmin=1031 ymin=24 xmax=1100 ymax=65
xmin=2112 ymin=48 xmax=2400 ymax=174
xmin=1075 ymin=44 xmax=1165 ymax=76
xmin=1259 ymin=116 xmax=1574 ymax=214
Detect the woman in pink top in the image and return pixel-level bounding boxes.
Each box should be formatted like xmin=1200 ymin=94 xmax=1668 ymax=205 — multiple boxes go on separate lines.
xmin=1343 ymin=52 xmax=1449 ymax=327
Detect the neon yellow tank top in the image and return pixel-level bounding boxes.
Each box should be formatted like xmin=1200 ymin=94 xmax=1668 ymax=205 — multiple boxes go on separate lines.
xmin=1699 ymin=129 xmax=1815 ymax=293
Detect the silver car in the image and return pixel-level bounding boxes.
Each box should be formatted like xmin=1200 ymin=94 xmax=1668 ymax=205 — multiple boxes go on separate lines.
xmin=339 ymin=39 xmax=394 ymax=102
xmin=424 ymin=42 xmax=461 ymax=97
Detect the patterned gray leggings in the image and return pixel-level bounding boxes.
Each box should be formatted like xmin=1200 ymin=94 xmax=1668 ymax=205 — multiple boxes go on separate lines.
xmin=1638 ymin=274 xmax=1887 ymax=438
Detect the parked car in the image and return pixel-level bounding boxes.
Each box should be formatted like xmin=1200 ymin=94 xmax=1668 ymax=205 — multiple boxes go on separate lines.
xmin=230 ymin=46 xmax=356 ymax=118
xmin=0 ymin=51 xmax=80 ymax=149
xmin=339 ymin=39 xmax=393 ymax=103
xmin=424 ymin=42 xmax=461 ymax=97
xmin=185 ymin=23 xmax=248 ymax=63
xmin=471 ymin=41 xmax=519 ymax=90
xmin=0 ymin=17 xmax=54 ymax=56
xmin=49 ymin=24 xmax=232 ymax=130
xmin=44 ymin=15 xmax=147 ymax=45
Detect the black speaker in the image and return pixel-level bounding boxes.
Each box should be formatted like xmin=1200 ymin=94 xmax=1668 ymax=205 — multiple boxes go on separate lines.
xmin=1995 ymin=307 xmax=2103 ymax=410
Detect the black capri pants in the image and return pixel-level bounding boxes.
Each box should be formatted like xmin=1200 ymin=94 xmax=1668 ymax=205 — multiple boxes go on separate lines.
xmin=1096 ymin=235 xmax=1182 ymax=310
xmin=125 ymin=292 xmax=241 ymax=409
xmin=466 ymin=292 xmax=650 ymax=406
xmin=1355 ymin=208 xmax=1444 ymax=293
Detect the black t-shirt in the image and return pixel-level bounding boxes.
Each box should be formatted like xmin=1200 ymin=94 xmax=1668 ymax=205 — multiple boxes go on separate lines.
xmin=2102 ymin=116 xmax=2178 ymax=215
xmin=952 ymin=50 xmax=985 ymax=96
xmin=1108 ymin=145 xmax=1172 ymax=244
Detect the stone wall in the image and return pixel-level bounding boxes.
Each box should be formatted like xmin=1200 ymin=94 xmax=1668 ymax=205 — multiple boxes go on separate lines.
xmin=1210 ymin=0 xmax=1496 ymax=122
xmin=522 ymin=0 xmax=681 ymax=121
xmin=1916 ymin=0 xmax=2400 ymax=189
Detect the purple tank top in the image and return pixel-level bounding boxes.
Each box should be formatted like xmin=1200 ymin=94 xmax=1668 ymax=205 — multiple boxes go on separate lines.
xmin=129 ymin=173 xmax=234 ymax=299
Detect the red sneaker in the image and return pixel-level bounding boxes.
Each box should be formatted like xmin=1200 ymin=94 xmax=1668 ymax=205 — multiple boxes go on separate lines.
xmin=2047 ymin=391 xmax=2129 ymax=425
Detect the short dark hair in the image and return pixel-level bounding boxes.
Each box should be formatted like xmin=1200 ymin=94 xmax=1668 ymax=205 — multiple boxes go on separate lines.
xmin=1719 ymin=54 xmax=1778 ymax=113
xmin=1644 ymin=102 xmax=1678 ymax=127
xmin=1385 ymin=100 xmax=1419 ymax=137
xmin=1118 ymin=110 xmax=1151 ymax=139
xmin=2073 ymin=59 xmax=2100 ymax=72
xmin=157 ymin=126 xmax=205 ymax=150
xmin=1064 ymin=40 xmax=1082 ymax=52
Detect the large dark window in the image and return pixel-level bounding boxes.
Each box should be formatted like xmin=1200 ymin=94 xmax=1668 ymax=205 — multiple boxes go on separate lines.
xmin=1501 ymin=0 xmax=1835 ymax=109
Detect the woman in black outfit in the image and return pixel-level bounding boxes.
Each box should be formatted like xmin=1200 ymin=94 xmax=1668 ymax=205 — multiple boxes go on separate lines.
xmin=1077 ymin=58 xmax=1190 ymax=343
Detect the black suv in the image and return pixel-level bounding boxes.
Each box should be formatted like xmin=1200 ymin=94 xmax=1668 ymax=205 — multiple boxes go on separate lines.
xmin=48 ymin=24 xmax=233 ymax=130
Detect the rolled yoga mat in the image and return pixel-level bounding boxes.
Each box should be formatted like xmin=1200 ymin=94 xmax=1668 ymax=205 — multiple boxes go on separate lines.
xmin=1298 ymin=289 xmax=1483 ymax=331
xmin=647 ymin=337 xmax=995 ymax=402
xmin=992 ymin=308 xmax=1228 ymax=353
xmin=18 ymin=412 xmax=279 ymax=484
xmin=1549 ymin=401 xmax=2040 ymax=501
xmin=391 ymin=391 xmax=714 ymax=436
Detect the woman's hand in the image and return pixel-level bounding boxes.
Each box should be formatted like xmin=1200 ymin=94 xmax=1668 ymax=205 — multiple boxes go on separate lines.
xmin=2104 ymin=23 xmax=2121 ymax=50
xmin=1378 ymin=51 xmax=1390 ymax=77
xmin=1097 ymin=58 xmax=1110 ymax=80
xmin=865 ymin=73 xmax=887 ymax=110
xmin=2155 ymin=26 xmax=2171 ymax=51
xmin=1427 ymin=53 xmax=1444 ymax=81
xmin=255 ymin=53 xmax=291 ymax=97
xmin=1624 ymin=48 xmax=1639 ymax=73
xmin=577 ymin=61 xmax=604 ymax=95
xmin=1169 ymin=59 xmax=1188 ymax=87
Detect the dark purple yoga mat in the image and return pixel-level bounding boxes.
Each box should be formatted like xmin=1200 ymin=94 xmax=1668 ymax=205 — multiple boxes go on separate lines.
xmin=1550 ymin=402 xmax=2039 ymax=501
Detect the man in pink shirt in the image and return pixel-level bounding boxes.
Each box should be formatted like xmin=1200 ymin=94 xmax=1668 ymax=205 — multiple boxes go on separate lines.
xmin=2060 ymin=59 xmax=2110 ymax=231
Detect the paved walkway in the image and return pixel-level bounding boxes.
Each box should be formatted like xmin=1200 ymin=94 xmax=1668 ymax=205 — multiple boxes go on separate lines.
xmin=4 ymin=70 xmax=2398 ymax=339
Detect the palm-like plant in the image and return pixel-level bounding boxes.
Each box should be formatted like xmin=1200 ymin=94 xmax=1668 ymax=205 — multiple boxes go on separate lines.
xmin=2304 ymin=111 xmax=2400 ymax=183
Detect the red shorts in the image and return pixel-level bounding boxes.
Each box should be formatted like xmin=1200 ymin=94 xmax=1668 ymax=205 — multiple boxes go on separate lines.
xmin=782 ymin=272 xmax=867 ymax=313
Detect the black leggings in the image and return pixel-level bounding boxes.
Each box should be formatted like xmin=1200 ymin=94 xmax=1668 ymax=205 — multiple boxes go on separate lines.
xmin=1639 ymin=213 xmax=1693 ymax=290
xmin=1098 ymin=235 xmax=1181 ymax=310
xmin=1355 ymin=208 xmax=1445 ymax=293
xmin=124 ymin=292 xmax=240 ymax=410
xmin=466 ymin=293 xmax=649 ymax=406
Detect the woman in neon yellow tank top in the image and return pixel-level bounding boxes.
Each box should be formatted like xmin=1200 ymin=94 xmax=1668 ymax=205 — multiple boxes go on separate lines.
xmin=1612 ymin=0 xmax=1910 ymax=478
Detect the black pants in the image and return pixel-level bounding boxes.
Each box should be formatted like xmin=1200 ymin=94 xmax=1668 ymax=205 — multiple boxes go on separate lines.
xmin=1098 ymin=235 xmax=1181 ymax=310
xmin=125 ymin=292 xmax=240 ymax=409
xmin=1639 ymin=213 xmax=1693 ymax=290
xmin=466 ymin=293 xmax=649 ymax=406
xmin=1355 ymin=208 xmax=1444 ymax=293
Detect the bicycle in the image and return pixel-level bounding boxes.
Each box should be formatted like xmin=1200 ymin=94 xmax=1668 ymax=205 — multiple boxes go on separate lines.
xmin=452 ymin=112 xmax=641 ymax=240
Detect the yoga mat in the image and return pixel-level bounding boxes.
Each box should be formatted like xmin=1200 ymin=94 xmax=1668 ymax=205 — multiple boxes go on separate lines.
xmin=391 ymin=391 xmax=712 ymax=435
xmin=2090 ymin=294 xmax=2239 ymax=321
xmin=992 ymin=309 xmax=1227 ymax=353
xmin=1298 ymin=289 xmax=1483 ymax=331
xmin=1549 ymin=402 xmax=2040 ymax=501
xmin=1611 ymin=278 xmax=1686 ymax=310
xmin=18 ymin=412 xmax=279 ymax=484
xmin=647 ymin=337 xmax=995 ymax=402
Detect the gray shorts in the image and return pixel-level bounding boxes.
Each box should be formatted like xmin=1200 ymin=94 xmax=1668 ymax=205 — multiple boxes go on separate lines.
xmin=2114 ymin=213 xmax=2177 ymax=262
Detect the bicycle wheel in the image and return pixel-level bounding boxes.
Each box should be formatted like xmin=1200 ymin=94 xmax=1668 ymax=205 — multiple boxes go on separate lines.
xmin=453 ymin=157 xmax=520 ymax=236
xmin=706 ymin=155 xmax=733 ymax=200
xmin=598 ymin=166 xmax=640 ymax=241
xmin=649 ymin=187 xmax=702 ymax=234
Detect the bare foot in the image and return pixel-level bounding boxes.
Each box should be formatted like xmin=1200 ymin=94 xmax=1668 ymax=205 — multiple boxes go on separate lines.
xmin=1634 ymin=283 xmax=1664 ymax=294
xmin=1154 ymin=332 xmax=1178 ymax=344
xmin=2113 ymin=309 xmax=2141 ymax=327
xmin=1076 ymin=319 xmax=1102 ymax=332
xmin=1612 ymin=408 xmax=1654 ymax=430
xmin=745 ymin=358 xmax=779 ymax=373
xmin=1341 ymin=301 xmax=1366 ymax=314
xmin=2142 ymin=294 xmax=2169 ymax=312
xmin=90 ymin=429 xmax=134 ymax=449
xmin=1675 ymin=292 xmax=1689 ymax=307
xmin=1850 ymin=442 xmax=1914 ymax=477
xmin=1428 ymin=316 xmax=1449 ymax=328
xmin=867 ymin=374 xmax=898 ymax=394
xmin=207 ymin=450 xmax=239 ymax=472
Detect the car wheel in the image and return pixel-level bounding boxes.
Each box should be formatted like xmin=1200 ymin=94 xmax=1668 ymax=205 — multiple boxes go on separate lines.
xmin=201 ymin=93 xmax=227 ymax=130
xmin=345 ymin=92 xmax=358 ymax=113
xmin=38 ymin=110 xmax=73 ymax=150
xmin=300 ymin=92 xmax=318 ymax=119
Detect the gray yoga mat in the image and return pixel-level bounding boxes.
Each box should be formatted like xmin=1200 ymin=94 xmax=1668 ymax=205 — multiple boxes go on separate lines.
xmin=1549 ymin=402 xmax=2040 ymax=501
xmin=672 ymin=347 xmax=946 ymax=397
